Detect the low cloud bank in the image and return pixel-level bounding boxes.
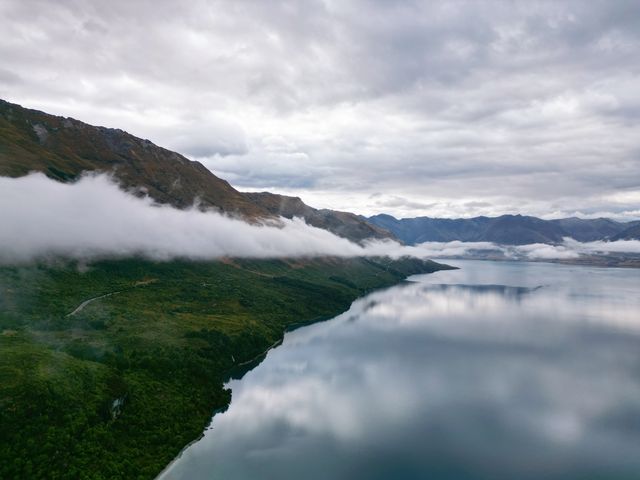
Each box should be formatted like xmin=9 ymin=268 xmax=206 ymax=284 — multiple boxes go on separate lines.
xmin=1 ymin=173 xmax=639 ymax=265
xmin=0 ymin=173 xmax=371 ymax=263
xmin=404 ymin=238 xmax=640 ymax=261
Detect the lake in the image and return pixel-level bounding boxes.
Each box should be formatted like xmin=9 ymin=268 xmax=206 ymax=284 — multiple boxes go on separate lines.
xmin=159 ymin=260 xmax=640 ymax=480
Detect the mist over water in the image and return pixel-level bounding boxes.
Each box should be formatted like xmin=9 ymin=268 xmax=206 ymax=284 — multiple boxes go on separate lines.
xmin=160 ymin=260 xmax=640 ymax=480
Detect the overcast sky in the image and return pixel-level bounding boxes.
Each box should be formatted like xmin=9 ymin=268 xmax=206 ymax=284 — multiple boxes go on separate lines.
xmin=1 ymin=0 xmax=639 ymax=219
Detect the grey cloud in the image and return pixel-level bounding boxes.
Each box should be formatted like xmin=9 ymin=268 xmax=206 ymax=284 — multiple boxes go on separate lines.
xmin=164 ymin=120 xmax=249 ymax=158
xmin=0 ymin=0 xmax=639 ymax=219
xmin=0 ymin=68 xmax=21 ymax=85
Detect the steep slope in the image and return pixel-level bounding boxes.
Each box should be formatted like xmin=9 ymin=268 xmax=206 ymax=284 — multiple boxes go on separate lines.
xmin=0 ymin=99 xmax=267 ymax=218
xmin=245 ymin=192 xmax=396 ymax=243
xmin=367 ymin=214 xmax=637 ymax=245
xmin=611 ymin=223 xmax=640 ymax=241
xmin=480 ymin=215 xmax=566 ymax=245
xmin=549 ymin=217 xmax=631 ymax=241
xmin=0 ymin=99 xmax=395 ymax=242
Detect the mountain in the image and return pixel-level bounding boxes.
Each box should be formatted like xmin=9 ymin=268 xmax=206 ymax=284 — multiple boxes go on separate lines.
xmin=368 ymin=214 xmax=637 ymax=245
xmin=0 ymin=99 xmax=393 ymax=242
xmin=480 ymin=215 xmax=567 ymax=244
xmin=245 ymin=192 xmax=395 ymax=243
xmin=0 ymin=99 xmax=266 ymax=218
xmin=611 ymin=223 xmax=640 ymax=241
xmin=549 ymin=217 xmax=635 ymax=242
xmin=366 ymin=214 xmax=490 ymax=244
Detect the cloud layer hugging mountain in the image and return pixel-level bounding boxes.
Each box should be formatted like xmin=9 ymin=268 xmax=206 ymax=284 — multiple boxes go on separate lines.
xmin=1 ymin=174 xmax=639 ymax=264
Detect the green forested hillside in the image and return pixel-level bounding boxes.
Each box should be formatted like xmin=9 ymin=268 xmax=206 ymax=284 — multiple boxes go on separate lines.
xmin=0 ymin=256 xmax=449 ymax=479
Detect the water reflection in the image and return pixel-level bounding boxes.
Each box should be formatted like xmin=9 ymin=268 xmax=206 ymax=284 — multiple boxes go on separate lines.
xmin=160 ymin=260 xmax=640 ymax=480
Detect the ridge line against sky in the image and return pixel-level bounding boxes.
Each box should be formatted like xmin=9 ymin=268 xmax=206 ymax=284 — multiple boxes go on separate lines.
xmin=1 ymin=0 xmax=639 ymax=220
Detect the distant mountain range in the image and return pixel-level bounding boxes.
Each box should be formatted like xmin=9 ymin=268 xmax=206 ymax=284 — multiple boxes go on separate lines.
xmin=0 ymin=99 xmax=391 ymax=244
xmin=367 ymin=214 xmax=640 ymax=245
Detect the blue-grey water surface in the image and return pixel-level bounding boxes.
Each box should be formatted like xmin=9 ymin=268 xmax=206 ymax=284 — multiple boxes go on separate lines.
xmin=159 ymin=260 xmax=640 ymax=480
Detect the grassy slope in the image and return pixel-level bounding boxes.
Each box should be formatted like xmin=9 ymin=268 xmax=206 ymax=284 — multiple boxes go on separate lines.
xmin=0 ymin=256 xmax=450 ymax=479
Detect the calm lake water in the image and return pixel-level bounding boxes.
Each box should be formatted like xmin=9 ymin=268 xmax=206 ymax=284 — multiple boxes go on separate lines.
xmin=159 ymin=260 xmax=640 ymax=480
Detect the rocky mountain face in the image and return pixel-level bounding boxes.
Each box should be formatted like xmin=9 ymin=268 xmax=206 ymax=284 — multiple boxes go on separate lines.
xmin=0 ymin=99 xmax=395 ymax=243
xmin=367 ymin=213 xmax=639 ymax=245
xmin=0 ymin=99 xmax=266 ymax=218
xmin=245 ymin=192 xmax=396 ymax=243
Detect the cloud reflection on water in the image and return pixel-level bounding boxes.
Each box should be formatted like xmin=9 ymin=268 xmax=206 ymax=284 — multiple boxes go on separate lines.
xmin=160 ymin=260 xmax=640 ymax=480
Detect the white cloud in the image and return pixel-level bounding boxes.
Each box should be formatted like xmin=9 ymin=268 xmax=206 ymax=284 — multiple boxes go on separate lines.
xmin=0 ymin=173 xmax=368 ymax=263
xmin=1 ymin=174 xmax=639 ymax=265
xmin=404 ymin=238 xmax=640 ymax=261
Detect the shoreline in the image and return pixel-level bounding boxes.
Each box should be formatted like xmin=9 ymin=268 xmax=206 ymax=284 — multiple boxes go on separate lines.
xmin=153 ymin=262 xmax=454 ymax=479
xmin=154 ymin=293 xmax=394 ymax=480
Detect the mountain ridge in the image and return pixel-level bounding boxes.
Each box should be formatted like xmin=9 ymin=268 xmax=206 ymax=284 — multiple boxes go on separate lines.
xmin=244 ymin=192 xmax=396 ymax=243
xmin=0 ymin=98 xmax=268 ymax=218
xmin=0 ymin=99 xmax=394 ymax=243
xmin=611 ymin=223 xmax=640 ymax=241
xmin=367 ymin=213 xmax=639 ymax=245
